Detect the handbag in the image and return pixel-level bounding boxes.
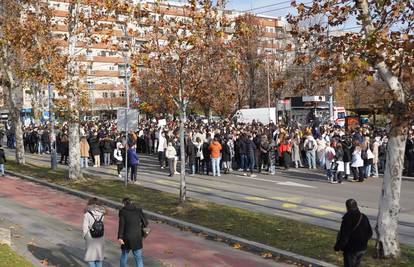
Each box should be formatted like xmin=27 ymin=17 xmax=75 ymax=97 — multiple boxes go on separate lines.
xmin=139 ymin=210 xmax=151 ymax=239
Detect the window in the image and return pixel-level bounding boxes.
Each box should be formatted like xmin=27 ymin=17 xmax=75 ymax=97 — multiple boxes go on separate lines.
xmin=109 ymin=51 xmax=117 ymax=56
xmin=109 ymin=66 xmax=115 ymax=71
xmin=102 ymin=92 xmax=108 ymax=98
xmin=100 ymin=51 xmax=107 ymax=57
xmin=111 ymin=92 xmax=117 ymax=98
xmin=119 ymin=91 xmax=126 ymax=97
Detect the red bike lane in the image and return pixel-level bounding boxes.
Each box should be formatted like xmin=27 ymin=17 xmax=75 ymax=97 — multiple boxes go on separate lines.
xmin=0 ymin=175 xmax=290 ymax=267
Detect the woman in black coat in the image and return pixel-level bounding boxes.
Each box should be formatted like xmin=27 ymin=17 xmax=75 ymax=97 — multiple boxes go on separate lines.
xmin=186 ymin=140 xmax=196 ymax=174
xmin=117 ymin=198 xmax=148 ymax=267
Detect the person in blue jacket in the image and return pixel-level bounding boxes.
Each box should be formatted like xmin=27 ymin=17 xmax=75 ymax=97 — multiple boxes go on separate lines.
xmin=128 ymin=144 xmax=139 ymax=184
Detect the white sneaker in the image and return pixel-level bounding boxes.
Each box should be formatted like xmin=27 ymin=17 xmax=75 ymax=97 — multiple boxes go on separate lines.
xmin=174 ymin=171 xmax=180 ymax=175
xmin=217 ymin=174 xmax=221 ymax=177
xmin=118 ymin=174 xmax=122 ymax=178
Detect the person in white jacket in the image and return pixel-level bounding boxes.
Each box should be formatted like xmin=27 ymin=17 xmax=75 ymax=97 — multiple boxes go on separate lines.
xmin=82 ymin=198 xmax=106 ymax=267
xmin=113 ymin=142 xmax=124 ymax=178
xmin=165 ymin=142 xmax=177 ymax=177
xmin=351 ymin=144 xmax=364 ymax=182
xmin=325 ymin=142 xmax=336 ymax=183
xmin=157 ymin=131 xmax=167 ymax=169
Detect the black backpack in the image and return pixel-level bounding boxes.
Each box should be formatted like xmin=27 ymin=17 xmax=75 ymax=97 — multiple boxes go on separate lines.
xmin=88 ymin=211 xmax=104 ymax=238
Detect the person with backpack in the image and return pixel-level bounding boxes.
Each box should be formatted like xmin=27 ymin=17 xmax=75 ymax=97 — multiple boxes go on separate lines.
xmin=334 ymin=199 xmax=372 ymax=267
xmin=82 ymin=197 xmax=106 ymax=267
xmin=303 ymin=132 xmax=317 ymax=169
xmin=118 ymin=197 xmax=149 ymax=267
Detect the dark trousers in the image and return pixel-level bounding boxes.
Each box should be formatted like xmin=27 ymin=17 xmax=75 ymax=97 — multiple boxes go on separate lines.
xmin=408 ymin=159 xmax=414 ymax=177
xmin=240 ymin=154 xmax=247 ymax=171
xmin=247 ymin=154 xmax=254 ymax=173
xmin=117 ymin=163 xmax=123 ymax=175
xmin=195 ymin=157 xmax=201 ymax=173
xmin=129 ymin=164 xmax=137 ymax=181
xmin=158 ymin=151 xmax=165 ymax=167
xmin=351 ymin=166 xmax=364 ymax=182
xmin=344 ymin=250 xmax=365 ymax=267
xmin=202 ymin=159 xmax=210 ymax=175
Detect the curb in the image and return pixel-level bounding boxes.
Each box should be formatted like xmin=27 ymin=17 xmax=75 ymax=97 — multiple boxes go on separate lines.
xmin=6 ymin=170 xmax=337 ymax=267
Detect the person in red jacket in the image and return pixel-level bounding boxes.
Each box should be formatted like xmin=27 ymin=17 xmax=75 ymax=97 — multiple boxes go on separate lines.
xmin=278 ymin=137 xmax=292 ymax=169
xmin=209 ymin=136 xmax=222 ymax=176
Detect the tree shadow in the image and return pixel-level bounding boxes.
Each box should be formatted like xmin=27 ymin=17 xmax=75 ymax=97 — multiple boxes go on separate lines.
xmin=28 ymin=243 xmax=84 ymax=267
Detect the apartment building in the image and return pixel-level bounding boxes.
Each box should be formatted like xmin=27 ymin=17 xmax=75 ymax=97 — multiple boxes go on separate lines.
xmin=2 ymin=0 xmax=293 ymax=118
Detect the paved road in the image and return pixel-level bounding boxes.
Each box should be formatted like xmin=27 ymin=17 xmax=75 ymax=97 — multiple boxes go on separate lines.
xmin=5 ymin=149 xmax=414 ymax=246
xmin=0 ymin=175 xmax=292 ymax=267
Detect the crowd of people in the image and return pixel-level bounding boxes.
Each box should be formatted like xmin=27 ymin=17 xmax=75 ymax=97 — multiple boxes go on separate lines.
xmin=3 ymin=117 xmax=414 ymax=182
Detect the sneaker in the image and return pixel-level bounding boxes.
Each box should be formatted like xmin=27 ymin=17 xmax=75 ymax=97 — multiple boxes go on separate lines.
xmin=238 ymin=168 xmax=243 ymax=171
xmin=174 ymin=171 xmax=180 ymax=175
xmin=250 ymin=174 xmax=257 ymax=178
xmin=217 ymin=174 xmax=221 ymax=177
xmin=331 ymin=181 xmax=338 ymax=184
xmin=161 ymin=166 xmax=165 ymax=169
xmin=243 ymin=173 xmax=248 ymax=176
xmin=118 ymin=174 xmax=122 ymax=178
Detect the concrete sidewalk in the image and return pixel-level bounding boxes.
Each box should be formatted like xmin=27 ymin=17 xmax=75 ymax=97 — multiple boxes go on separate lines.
xmin=0 ymin=175 xmax=293 ymax=267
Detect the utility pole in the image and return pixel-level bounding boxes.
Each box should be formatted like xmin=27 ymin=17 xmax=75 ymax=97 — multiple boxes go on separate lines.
xmin=47 ymin=83 xmax=57 ymax=169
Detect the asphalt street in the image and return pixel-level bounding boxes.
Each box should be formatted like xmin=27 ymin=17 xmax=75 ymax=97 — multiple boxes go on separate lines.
xmin=5 ymin=149 xmax=414 ymax=246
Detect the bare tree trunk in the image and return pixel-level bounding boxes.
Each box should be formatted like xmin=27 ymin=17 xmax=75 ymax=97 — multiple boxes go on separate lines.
xmin=10 ymin=110 xmax=25 ymax=164
xmin=376 ymin=127 xmax=405 ymax=258
xmin=68 ymin=121 xmax=81 ymax=180
xmin=66 ymin=0 xmax=82 ymax=180
xmin=179 ymin=107 xmax=187 ymax=202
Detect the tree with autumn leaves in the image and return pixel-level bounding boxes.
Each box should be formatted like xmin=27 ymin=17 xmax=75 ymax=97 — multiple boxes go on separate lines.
xmin=288 ymin=0 xmax=413 ymax=258
xmin=135 ymin=0 xmax=234 ymax=201
xmin=0 ymin=0 xmax=62 ymax=165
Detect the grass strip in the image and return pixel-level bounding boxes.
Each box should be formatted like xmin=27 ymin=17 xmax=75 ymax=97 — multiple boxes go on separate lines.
xmin=0 ymin=244 xmax=34 ymax=267
xmin=6 ymin=160 xmax=414 ymax=266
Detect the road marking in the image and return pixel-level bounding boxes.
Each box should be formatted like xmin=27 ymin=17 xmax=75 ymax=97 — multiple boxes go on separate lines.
xmin=302 ymin=208 xmax=332 ymax=216
xmin=245 ymin=196 xmax=267 ymax=201
xmin=235 ymin=175 xmax=316 ymax=189
xmin=319 ymin=204 xmax=346 ymax=212
xmin=282 ymin=203 xmax=298 ymax=208
xmin=277 ymin=181 xmax=316 ymax=188
xmin=271 ymin=196 xmax=303 ymax=203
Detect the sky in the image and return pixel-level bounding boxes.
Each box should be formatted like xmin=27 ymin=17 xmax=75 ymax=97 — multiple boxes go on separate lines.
xmin=225 ymin=0 xmax=298 ymax=17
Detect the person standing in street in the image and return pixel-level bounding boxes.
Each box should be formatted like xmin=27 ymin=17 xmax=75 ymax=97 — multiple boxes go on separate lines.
xmin=128 ymin=144 xmax=139 ymax=183
xmin=405 ymin=132 xmax=414 ymax=177
xmin=209 ymin=136 xmax=222 ymax=177
xmin=0 ymin=144 xmax=6 ymax=176
xmin=114 ymin=142 xmax=124 ymax=178
xmin=80 ymin=136 xmax=90 ymax=169
xmin=82 ymin=198 xmax=106 ymax=267
xmin=165 ymin=142 xmax=177 ymax=177
xmin=304 ymin=132 xmax=317 ymax=169
xmin=334 ymin=199 xmax=372 ymax=267
xmin=118 ymin=198 xmax=149 ymax=267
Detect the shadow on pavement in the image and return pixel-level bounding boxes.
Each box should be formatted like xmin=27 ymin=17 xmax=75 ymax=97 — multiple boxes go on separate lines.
xmin=28 ymin=243 xmax=85 ymax=267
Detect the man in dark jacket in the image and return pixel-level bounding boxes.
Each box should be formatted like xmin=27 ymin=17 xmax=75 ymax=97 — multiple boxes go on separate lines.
xmin=334 ymin=199 xmax=372 ymax=267
xmin=117 ymin=198 xmax=148 ymax=267
xmin=405 ymin=132 xmax=414 ymax=177
xmin=0 ymin=145 xmax=6 ymax=176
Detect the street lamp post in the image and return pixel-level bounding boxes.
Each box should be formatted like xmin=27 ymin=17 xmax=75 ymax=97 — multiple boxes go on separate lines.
xmin=47 ymin=83 xmax=57 ymax=169
xmin=122 ymin=25 xmax=130 ymax=187
xmin=267 ymin=55 xmax=271 ymax=124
